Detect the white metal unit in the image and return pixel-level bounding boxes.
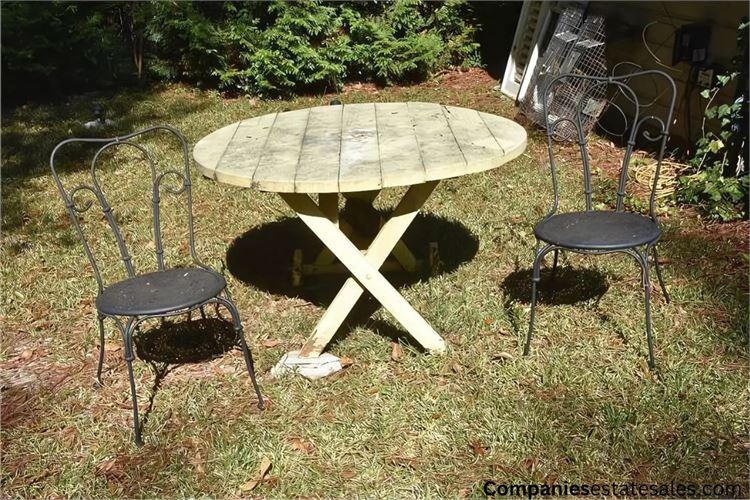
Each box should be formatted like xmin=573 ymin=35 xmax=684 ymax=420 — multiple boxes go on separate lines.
xmin=500 ymin=1 xmax=554 ymax=101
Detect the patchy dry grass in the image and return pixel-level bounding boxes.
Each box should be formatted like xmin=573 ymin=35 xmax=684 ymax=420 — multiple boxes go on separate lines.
xmin=2 ymin=69 xmax=748 ymax=497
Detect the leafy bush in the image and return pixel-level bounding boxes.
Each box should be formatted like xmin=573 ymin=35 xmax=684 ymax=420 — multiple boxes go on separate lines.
xmin=2 ymin=1 xmax=481 ymax=104
xmin=678 ymin=164 xmax=748 ymax=221
xmin=146 ymin=0 xmax=480 ymax=96
xmin=676 ymin=20 xmax=749 ymax=221
xmin=1 ymin=2 xmax=133 ymax=103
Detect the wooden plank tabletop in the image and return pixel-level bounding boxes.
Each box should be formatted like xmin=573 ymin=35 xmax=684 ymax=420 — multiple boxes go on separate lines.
xmin=194 ymin=102 xmax=527 ymax=193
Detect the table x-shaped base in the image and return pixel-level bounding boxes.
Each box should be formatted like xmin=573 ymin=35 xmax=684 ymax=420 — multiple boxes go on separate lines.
xmin=279 ymin=181 xmax=446 ymax=358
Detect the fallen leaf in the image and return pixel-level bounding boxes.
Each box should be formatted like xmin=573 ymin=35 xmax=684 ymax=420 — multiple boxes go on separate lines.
xmin=96 ymin=457 xmax=124 ymax=482
xmin=19 ymin=349 xmax=34 ymax=360
xmin=263 ymin=476 xmax=279 ymax=489
xmin=522 ymin=457 xmax=537 ymax=473
xmin=483 ymin=317 xmax=494 ymax=325
xmin=47 ymin=371 xmax=71 ymax=389
xmin=239 ymin=456 xmax=272 ymax=492
xmin=390 ymin=342 xmax=403 ymax=362
xmin=492 ymin=351 xmax=515 ymax=362
xmin=339 ymin=356 xmax=354 ymax=368
xmin=190 ymin=451 xmax=206 ymax=479
xmin=60 ymin=427 xmax=77 ymax=445
xmin=24 ymin=469 xmax=53 ymax=486
xmin=451 ymin=363 xmax=462 ymax=374
xmin=389 ymin=456 xmax=419 ymax=469
xmin=262 ymin=339 xmax=282 ymax=348
xmin=470 ymin=439 xmax=487 ymax=457
xmin=340 ymin=469 xmax=356 ymax=479
xmin=445 ymin=333 xmax=463 ymax=346
xmin=287 ymin=437 xmax=315 ymax=454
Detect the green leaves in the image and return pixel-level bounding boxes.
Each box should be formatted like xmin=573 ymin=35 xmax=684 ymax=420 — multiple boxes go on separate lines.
xmin=148 ymin=0 xmax=480 ymax=96
xmin=678 ymin=164 xmax=748 ymax=221
xmin=2 ymin=0 xmax=480 ymax=101
xmin=2 ymin=2 xmax=132 ymax=102
xmin=716 ymin=74 xmax=731 ymax=86
xmin=677 ymin=18 xmax=748 ymax=222
xmin=707 ymin=139 xmax=725 ymax=154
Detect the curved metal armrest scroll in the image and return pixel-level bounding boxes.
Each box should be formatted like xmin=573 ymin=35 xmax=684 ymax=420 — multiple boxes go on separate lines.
xmin=156 ymin=169 xmax=188 ymax=196
xmin=68 ymin=184 xmax=103 ymax=214
xmin=636 ymin=115 xmax=668 ymax=143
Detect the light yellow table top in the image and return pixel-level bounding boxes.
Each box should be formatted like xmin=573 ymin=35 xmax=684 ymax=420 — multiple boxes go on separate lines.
xmin=194 ymin=102 xmax=527 ymax=194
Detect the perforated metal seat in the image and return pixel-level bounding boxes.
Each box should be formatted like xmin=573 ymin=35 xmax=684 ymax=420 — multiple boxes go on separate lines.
xmin=534 ymin=211 xmax=661 ymax=251
xmin=96 ymin=268 xmax=226 ymax=316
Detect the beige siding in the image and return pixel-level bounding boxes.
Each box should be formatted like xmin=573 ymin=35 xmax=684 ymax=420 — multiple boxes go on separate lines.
xmin=589 ymin=1 xmax=745 ymax=146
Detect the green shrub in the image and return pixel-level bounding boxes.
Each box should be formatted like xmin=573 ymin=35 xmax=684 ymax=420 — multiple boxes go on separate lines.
xmin=676 ymin=20 xmax=749 ymax=221
xmin=139 ymin=0 xmax=481 ymax=96
xmin=2 ymin=1 xmax=480 ymax=103
xmin=1 ymin=2 xmax=132 ymax=103
xmin=678 ymin=164 xmax=748 ymax=221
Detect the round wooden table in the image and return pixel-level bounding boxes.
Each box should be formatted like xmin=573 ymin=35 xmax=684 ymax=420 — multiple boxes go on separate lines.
xmin=194 ymin=102 xmax=526 ymax=359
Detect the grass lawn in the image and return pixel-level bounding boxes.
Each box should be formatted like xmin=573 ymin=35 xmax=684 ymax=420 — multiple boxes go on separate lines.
xmin=2 ymin=69 xmax=748 ymax=497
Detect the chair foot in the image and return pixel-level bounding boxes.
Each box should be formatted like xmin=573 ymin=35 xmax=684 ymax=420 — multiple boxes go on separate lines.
xmin=644 ymin=280 xmax=656 ymax=370
xmin=238 ymin=330 xmax=265 ymax=410
xmin=96 ymin=316 xmax=106 ymax=387
xmin=216 ymin=296 xmax=265 ymax=411
xmin=524 ymin=278 xmax=540 ymax=356
xmin=525 ymin=245 xmax=551 ymax=356
xmin=124 ymin=356 xmax=144 ymax=447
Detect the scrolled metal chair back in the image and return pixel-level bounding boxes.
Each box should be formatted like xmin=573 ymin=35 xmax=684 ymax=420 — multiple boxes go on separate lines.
xmin=50 ymin=125 xmax=204 ymax=292
xmin=542 ymin=70 xmax=677 ymax=221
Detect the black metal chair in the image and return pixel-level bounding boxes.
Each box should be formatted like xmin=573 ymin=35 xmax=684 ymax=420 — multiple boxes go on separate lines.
xmin=524 ymin=71 xmax=676 ymax=369
xmin=50 ymin=125 xmax=264 ymax=446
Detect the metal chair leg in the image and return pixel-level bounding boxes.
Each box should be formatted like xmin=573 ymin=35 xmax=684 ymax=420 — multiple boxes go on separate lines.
xmin=215 ymin=297 xmax=265 ymax=410
xmin=525 ymin=244 xmax=553 ymax=356
xmin=95 ymin=315 xmax=106 ymax=387
xmin=238 ymin=327 xmax=265 ymax=410
xmin=652 ymin=246 xmax=670 ymax=304
xmin=642 ymin=256 xmax=656 ymax=370
xmin=117 ymin=318 xmax=143 ymax=446
xmin=524 ymin=278 xmax=539 ymax=356
xmin=124 ymin=356 xmax=144 ymax=447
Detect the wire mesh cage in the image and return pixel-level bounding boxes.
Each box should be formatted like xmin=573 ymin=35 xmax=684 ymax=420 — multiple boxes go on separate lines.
xmin=519 ymin=7 xmax=608 ymax=141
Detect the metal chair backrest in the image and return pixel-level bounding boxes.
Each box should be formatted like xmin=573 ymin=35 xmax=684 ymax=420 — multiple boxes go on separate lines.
xmin=542 ymin=70 xmax=677 ymax=220
xmin=49 ymin=125 xmax=204 ymax=293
